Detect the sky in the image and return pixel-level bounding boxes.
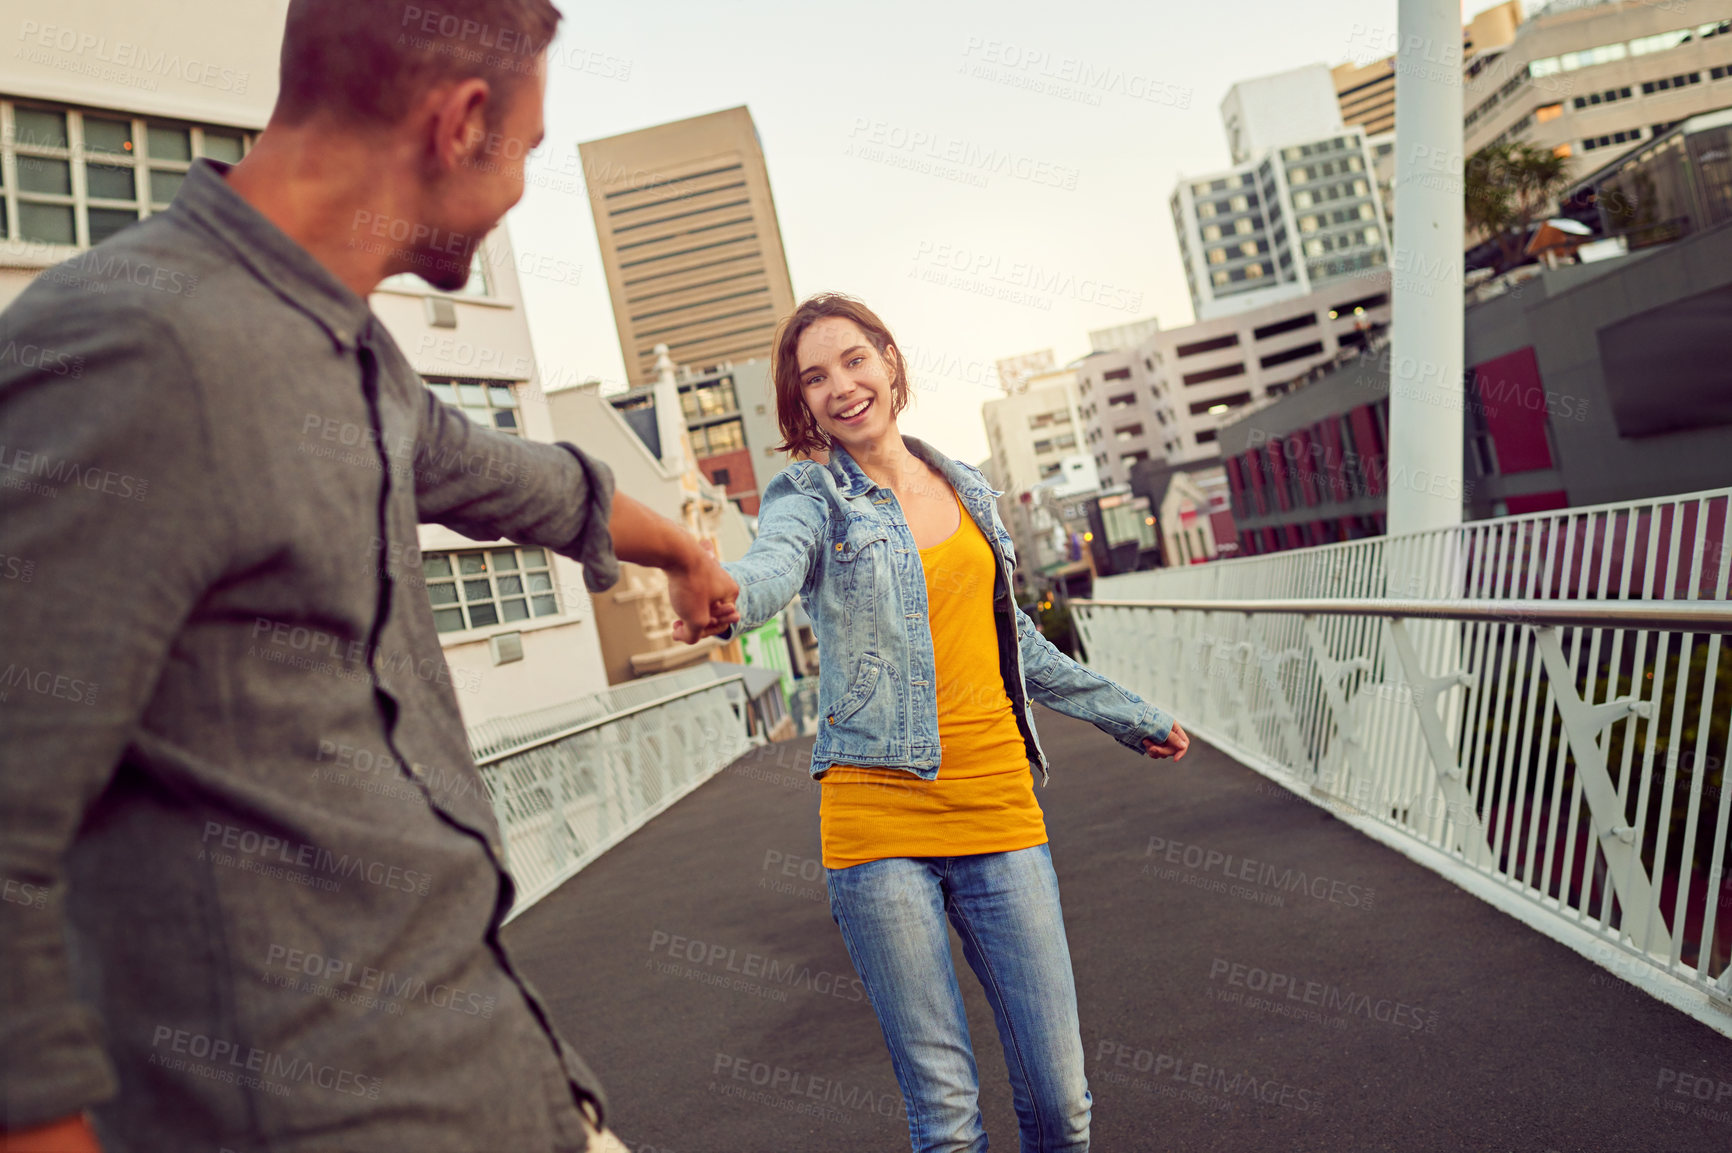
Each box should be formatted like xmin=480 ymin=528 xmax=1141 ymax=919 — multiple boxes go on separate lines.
xmin=508 ymin=0 xmax=1511 ymax=466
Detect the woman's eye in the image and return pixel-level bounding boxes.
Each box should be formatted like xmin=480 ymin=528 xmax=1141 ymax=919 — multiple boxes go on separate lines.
xmin=849 ymin=357 xmax=864 ymax=367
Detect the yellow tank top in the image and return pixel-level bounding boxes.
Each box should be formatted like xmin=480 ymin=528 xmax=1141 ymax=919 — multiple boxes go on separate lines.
xmin=819 ymin=488 xmax=1047 ymax=869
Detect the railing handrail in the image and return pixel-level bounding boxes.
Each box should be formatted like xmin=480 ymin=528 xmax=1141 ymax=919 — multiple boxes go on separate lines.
xmin=1193 ymin=486 xmax=1730 ymax=575
xmin=1072 ymin=597 xmax=1732 ymax=634
xmin=474 ymin=673 xmax=746 ymax=767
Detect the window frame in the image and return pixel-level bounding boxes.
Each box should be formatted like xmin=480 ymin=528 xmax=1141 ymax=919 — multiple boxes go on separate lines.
xmin=425 ymin=377 xmax=524 ymax=437
xmin=422 ymin=544 xmax=564 ymax=637
xmin=1 ymin=99 xmax=253 ymax=255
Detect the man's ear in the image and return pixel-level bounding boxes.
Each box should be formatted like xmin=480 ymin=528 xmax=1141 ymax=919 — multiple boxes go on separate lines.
xmin=430 ymin=78 xmax=493 ymax=171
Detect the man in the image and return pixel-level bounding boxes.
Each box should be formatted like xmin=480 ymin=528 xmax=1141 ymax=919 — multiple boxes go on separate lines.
xmin=0 ymin=2 xmax=733 ymax=1149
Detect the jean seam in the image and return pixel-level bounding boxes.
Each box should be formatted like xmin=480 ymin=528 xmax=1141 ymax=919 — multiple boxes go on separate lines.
xmin=947 ymin=886 xmax=1051 ymax=1153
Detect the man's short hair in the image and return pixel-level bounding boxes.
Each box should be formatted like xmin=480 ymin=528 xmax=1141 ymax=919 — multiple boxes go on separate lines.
xmin=275 ymin=0 xmax=563 ymax=127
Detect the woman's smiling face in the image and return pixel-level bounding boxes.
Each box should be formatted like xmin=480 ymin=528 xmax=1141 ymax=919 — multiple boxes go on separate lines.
xmin=797 ymin=316 xmax=900 ymax=454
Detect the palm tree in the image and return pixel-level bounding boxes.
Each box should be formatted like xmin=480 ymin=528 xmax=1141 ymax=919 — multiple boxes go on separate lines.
xmin=1464 ymin=141 xmax=1573 ymax=273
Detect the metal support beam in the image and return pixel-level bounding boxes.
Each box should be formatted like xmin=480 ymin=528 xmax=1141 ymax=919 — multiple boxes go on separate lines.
xmin=1301 ymin=615 xmax=1375 ymax=795
xmin=1385 ymin=617 xmax=1493 ymax=868
xmin=1530 ymin=627 xmax=1672 ymax=953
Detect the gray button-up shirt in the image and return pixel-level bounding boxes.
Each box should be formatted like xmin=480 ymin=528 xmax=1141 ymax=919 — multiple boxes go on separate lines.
xmin=1 ymin=159 xmax=619 ymax=1151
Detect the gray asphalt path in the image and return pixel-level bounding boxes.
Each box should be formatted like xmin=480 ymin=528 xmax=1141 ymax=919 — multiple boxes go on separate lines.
xmin=504 ymin=707 xmax=1732 ymax=1153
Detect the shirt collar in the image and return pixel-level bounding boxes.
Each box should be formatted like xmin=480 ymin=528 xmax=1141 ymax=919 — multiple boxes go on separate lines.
xmin=171 ymin=158 xmax=375 ymax=353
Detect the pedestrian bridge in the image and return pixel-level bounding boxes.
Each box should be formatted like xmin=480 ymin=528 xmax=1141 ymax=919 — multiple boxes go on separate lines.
xmin=481 ymin=488 xmax=1730 ymax=1152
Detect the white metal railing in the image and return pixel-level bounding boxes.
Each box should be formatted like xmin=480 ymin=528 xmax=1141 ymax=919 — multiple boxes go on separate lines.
xmin=467 ymin=663 xmax=732 ymax=761
xmin=1075 ymin=488 xmax=1731 ymax=1034
xmin=474 ymin=674 xmax=751 ymax=919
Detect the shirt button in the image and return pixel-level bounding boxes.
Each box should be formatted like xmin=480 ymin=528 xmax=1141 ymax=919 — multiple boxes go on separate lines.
xmin=835 ymin=542 xmax=844 ymax=551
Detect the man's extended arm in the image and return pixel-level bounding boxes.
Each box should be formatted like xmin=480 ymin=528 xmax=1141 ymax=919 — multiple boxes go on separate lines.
xmin=408 ymin=380 xmax=736 ymax=639
xmin=609 ymin=490 xmax=739 ymax=642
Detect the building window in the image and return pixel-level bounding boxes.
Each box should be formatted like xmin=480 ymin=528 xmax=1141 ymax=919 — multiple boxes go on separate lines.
xmin=1207 ymin=247 xmax=1228 ymax=264
xmin=1259 ymin=341 xmax=1326 ymax=368
xmin=693 ymin=418 xmax=745 ymax=454
xmin=426 ymin=379 xmax=522 ymax=435
xmin=3 ymin=100 xmax=251 ymax=248
xmin=424 ymin=546 xmax=558 ymax=633
xmin=1194 ymin=428 xmax=1219 ymax=444
xmin=681 ymin=376 xmax=738 ymax=420
xmin=1582 ymin=128 xmax=1644 ymax=152
xmin=1107 ymin=392 xmax=1137 ymax=409
xmin=1120 ymin=450 xmax=1150 ymax=468
xmin=1177 ymin=333 xmax=1241 ymax=357
xmin=710 ymin=467 xmax=731 ymax=486
xmin=1182 ymin=363 xmax=1247 ymax=387
xmin=1189 ymin=392 xmax=1252 ymax=416
xmin=1103 ymin=367 xmax=1132 ymax=381
xmin=1640 ymin=72 xmax=1701 ymax=94
xmin=1115 ymin=423 xmax=1145 ymax=442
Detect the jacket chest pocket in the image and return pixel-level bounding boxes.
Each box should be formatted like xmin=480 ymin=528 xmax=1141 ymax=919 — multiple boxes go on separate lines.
xmin=829 ymin=519 xmax=889 ymax=599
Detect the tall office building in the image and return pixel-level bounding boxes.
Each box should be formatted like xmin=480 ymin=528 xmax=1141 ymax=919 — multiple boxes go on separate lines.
xmin=579 ymin=106 xmax=799 ymax=387
xmin=1463 ymin=1 xmax=1731 ymax=167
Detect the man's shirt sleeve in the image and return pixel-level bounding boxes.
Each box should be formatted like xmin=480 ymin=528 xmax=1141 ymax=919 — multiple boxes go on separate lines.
xmin=0 ymin=300 xmax=231 ymax=1128
xmin=409 ymin=384 xmax=619 ymax=593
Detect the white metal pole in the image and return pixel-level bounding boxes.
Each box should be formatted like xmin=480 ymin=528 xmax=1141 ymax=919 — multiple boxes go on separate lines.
xmin=1386 ymin=0 xmax=1466 ymax=537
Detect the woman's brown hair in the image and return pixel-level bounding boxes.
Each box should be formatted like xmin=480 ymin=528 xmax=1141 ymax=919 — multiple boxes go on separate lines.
xmin=770 ymin=293 xmax=910 ymax=458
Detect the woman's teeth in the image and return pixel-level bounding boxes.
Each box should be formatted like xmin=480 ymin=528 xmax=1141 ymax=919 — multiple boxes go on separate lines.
xmin=839 ymin=399 xmax=870 ymax=419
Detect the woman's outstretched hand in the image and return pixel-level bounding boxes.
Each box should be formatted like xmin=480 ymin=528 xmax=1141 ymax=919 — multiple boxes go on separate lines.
xmin=1141 ymin=722 xmax=1189 ymax=762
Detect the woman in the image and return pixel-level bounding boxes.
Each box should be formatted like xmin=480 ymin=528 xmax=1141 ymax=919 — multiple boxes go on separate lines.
xmin=715 ymin=293 xmax=1188 ymax=1153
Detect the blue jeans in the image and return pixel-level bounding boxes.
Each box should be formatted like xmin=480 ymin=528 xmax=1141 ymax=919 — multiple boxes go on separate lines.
xmin=825 ymin=844 xmax=1091 ymax=1153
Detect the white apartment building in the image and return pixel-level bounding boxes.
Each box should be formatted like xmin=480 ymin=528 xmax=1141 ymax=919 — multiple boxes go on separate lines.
xmin=1075 ymin=269 xmax=1393 ymax=489
xmin=0 ymin=0 xmax=618 ymax=725
xmin=981 ymin=362 xmax=1099 ymax=585
xmin=1171 ymin=66 xmax=1391 ymax=322
xmin=1464 ymin=0 xmax=1732 ymax=170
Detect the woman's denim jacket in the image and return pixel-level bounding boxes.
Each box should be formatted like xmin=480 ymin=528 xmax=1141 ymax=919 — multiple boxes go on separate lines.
xmin=719 ymin=436 xmax=1174 ymax=784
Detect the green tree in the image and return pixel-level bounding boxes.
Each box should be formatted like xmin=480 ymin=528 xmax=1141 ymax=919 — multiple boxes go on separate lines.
xmin=1464 ymin=141 xmax=1574 ymax=273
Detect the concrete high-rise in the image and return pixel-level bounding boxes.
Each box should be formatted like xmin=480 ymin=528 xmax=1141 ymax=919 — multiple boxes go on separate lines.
xmin=579 ymin=106 xmax=798 ymax=387
xmin=1461 ymin=1 xmax=1732 ymax=169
